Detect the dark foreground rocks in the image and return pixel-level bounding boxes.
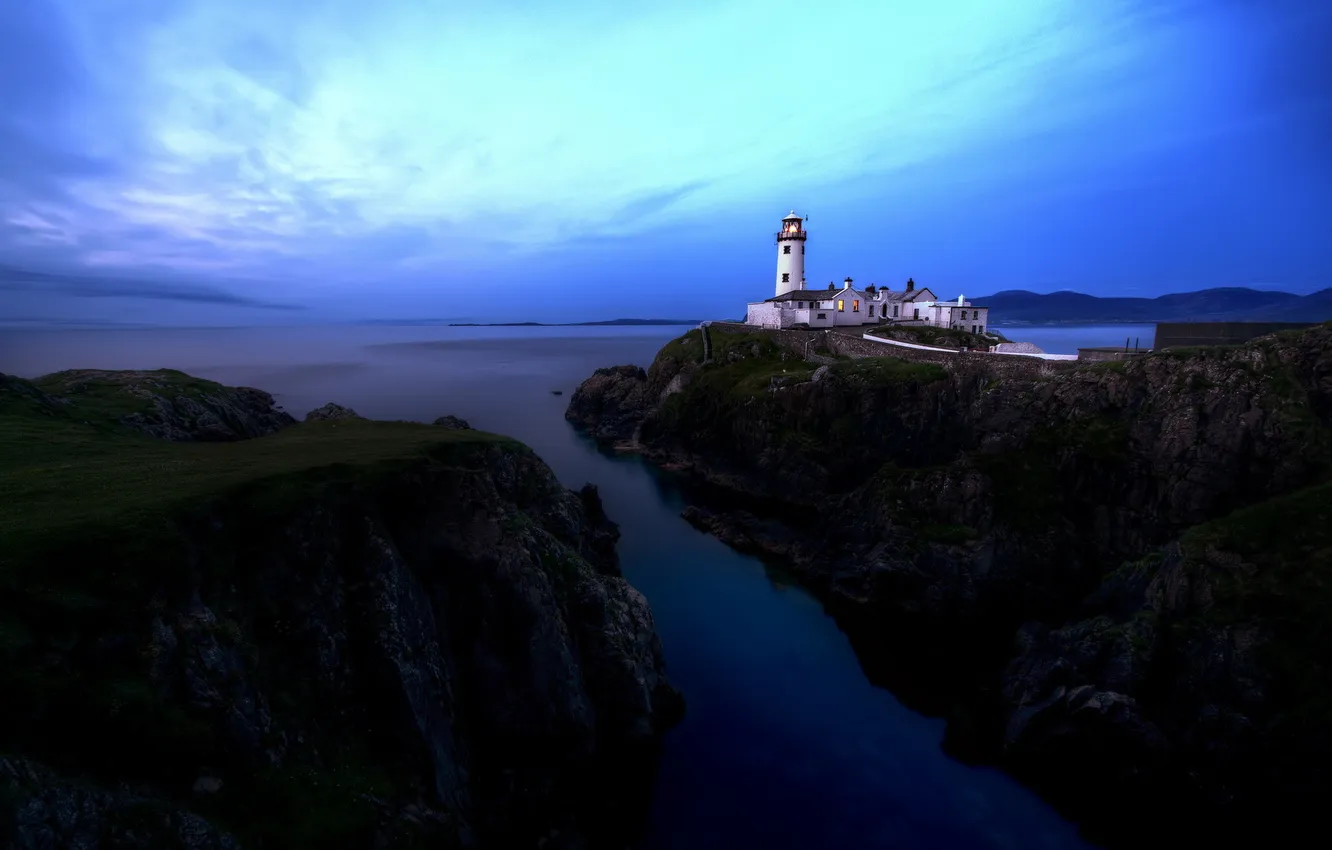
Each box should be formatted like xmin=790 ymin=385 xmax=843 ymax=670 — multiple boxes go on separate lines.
xmin=567 ymin=322 xmax=1332 ymax=846
xmin=1 ymin=374 xmax=682 ymax=850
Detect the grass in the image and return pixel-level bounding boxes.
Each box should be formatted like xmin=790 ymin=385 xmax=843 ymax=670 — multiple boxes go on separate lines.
xmin=866 ymin=325 xmax=992 ymax=349
xmin=1151 ymin=344 xmax=1243 ymax=360
xmin=971 ymin=415 xmax=1130 ymax=532
xmin=828 ymin=357 xmax=949 ymax=387
xmin=655 ymin=329 xmax=705 ymax=364
xmin=0 ymin=370 xmax=529 ymax=846
xmin=0 ymin=375 xmax=516 ymax=573
xmin=1179 ymin=480 xmax=1332 ymax=734
xmin=23 ymin=369 xmax=236 ymax=429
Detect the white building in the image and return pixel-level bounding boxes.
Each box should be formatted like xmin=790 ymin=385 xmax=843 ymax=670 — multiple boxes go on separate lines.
xmin=746 ymin=211 xmax=987 ymax=330
xmin=915 ymin=294 xmax=991 ymax=335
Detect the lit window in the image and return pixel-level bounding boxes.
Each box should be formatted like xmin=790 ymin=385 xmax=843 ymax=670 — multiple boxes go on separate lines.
xmin=853 ymin=300 xmax=860 ymax=312
xmin=837 ymin=299 xmax=845 ymax=311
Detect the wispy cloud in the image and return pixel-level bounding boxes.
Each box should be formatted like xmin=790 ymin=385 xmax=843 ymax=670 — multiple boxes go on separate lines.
xmin=0 ymin=0 xmax=1329 ymax=322
xmin=0 ymin=265 xmax=302 ymax=309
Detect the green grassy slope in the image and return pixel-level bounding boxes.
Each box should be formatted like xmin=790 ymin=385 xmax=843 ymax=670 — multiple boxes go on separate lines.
xmin=0 ymin=372 xmax=514 ymax=571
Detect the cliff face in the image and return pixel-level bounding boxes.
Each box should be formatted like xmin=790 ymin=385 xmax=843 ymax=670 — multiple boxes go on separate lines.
xmin=566 ymin=323 xmax=1332 ymax=844
xmin=1 ymin=373 xmax=681 ymax=850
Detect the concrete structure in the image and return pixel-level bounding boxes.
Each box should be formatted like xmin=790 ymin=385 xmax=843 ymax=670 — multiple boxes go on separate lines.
xmin=774 ymin=211 xmax=807 ymax=296
xmin=1077 ymin=347 xmax=1150 ymax=362
xmin=1153 ymin=321 xmax=1319 ymax=349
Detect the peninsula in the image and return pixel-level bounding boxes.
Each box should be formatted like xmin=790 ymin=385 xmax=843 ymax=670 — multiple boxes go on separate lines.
xmin=564 ymin=319 xmax=1332 ymax=848
xmin=0 ymin=370 xmax=682 ymax=849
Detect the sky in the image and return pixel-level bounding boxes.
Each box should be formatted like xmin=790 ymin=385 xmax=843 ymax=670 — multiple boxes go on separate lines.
xmin=1 ymin=0 xmax=1330 ymax=325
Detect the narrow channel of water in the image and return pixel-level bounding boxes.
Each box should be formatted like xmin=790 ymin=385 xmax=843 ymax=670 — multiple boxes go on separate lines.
xmin=2 ymin=324 xmax=1096 ymax=850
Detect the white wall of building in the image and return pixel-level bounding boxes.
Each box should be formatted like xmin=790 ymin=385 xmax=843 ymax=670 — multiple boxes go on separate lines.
xmin=746 ymin=302 xmax=782 ymax=328
xmin=916 ymin=300 xmax=990 ymax=333
xmin=775 ymin=235 xmax=806 ymax=296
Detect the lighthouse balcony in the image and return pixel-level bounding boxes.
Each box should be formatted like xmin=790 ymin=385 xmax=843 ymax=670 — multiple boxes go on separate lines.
xmin=774 ymin=230 xmax=808 ymax=240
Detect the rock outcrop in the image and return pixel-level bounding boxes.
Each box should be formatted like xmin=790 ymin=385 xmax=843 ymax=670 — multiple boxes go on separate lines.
xmin=566 ymin=322 xmax=1332 ymax=845
xmin=433 ymin=415 xmax=473 ymax=430
xmin=1 ymin=375 xmax=682 ymax=850
xmin=20 ymin=369 xmax=296 ymax=440
xmin=303 ymin=401 xmax=362 ymax=421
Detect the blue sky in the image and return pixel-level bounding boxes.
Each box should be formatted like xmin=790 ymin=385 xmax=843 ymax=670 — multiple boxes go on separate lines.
xmin=1 ymin=0 xmax=1329 ymax=324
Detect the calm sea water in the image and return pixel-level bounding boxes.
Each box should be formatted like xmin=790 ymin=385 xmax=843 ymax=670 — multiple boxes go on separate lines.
xmin=991 ymin=324 xmax=1157 ymax=354
xmin=0 ymin=324 xmax=1099 ymax=850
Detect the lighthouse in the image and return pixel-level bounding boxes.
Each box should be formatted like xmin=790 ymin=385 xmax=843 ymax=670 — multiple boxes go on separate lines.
xmin=774 ymin=210 xmax=807 ymax=297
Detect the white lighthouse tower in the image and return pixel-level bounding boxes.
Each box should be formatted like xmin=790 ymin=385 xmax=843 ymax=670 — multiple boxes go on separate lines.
xmin=774 ymin=210 xmax=807 ymax=297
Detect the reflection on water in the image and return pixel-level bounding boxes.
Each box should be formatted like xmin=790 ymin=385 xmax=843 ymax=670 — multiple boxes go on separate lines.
xmin=2 ymin=324 xmax=1094 ymax=850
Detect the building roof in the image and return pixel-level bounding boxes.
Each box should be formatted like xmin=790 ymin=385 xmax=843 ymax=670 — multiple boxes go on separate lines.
xmin=875 ymin=288 xmax=932 ymax=303
xmin=782 ymin=211 xmax=803 ymax=220
xmin=766 ymin=286 xmax=871 ymax=303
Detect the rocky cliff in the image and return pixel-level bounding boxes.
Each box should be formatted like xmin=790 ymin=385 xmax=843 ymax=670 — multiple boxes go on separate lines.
xmin=1 ymin=371 xmax=681 ymax=850
xmin=18 ymin=369 xmax=297 ymax=440
xmin=565 ymin=324 xmax=1332 ymax=845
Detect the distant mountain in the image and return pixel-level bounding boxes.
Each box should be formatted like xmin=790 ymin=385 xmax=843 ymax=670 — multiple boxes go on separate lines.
xmin=975 ymin=287 xmax=1332 ymax=325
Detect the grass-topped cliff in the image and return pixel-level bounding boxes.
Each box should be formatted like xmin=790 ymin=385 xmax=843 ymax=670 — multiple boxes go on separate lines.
xmin=865 ymin=324 xmax=1004 ymax=349
xmin=565 ymin=321 xmax=1332 ymax=846
xmin=1 ymin=370 xmax=681 ymax=850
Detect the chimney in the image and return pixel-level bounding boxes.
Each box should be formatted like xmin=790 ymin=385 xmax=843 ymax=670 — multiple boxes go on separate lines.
xmin=827 ymin=282 xmax=835 ymax=290
xmin=906 ymin=277 xmax=915 ymax=292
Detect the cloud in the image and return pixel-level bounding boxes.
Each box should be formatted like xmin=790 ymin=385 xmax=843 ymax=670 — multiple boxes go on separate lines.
xmin=0 ymin=0 xmax=1329 ymax=320
xmin=613 ymin=182 xmax=713 ymax=227
xmin=0 ymin=265 xmax=303 ymax=309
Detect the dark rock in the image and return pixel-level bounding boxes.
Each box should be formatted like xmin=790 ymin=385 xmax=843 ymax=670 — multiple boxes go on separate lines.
xmin=17 ymin=369 xmax=297 ymax=441
xmin=1 ymin=756 xmax=240 ymax=850
xmin=304 ymin=402 xmax=362 ymax=421
xmin=565 ymin=321 xmax=1332 ymax=844
xmin=433 ymin=415 xmax=473 ymax=430
xmin=1 ymin=443 xmax=680 ymax=850
xmin=563 ymin=365 xmax=649 ymax=442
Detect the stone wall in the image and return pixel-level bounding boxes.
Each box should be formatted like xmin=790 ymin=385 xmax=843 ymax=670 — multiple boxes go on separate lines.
xmin=707 ymin=322 xmax=1080 ymax=380
xmin=1154 ymin=321 xmax=1319 ymax=348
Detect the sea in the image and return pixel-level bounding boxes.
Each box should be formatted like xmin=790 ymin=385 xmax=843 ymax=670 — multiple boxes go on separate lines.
xmin=0 ymin=322 xmax=1129 ymax=850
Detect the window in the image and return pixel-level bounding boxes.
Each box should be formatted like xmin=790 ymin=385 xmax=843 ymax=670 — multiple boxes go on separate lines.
xmin=837 ymin=299 xmax=845 ymax=312
xmin=913 ymin=308 xmax=920 ymax=319
xmin=816 ymin=313 xmax=826 ymax=319
xmin=869 ymin=305 xmax=875 ymax=317
xmin=972 ymin=310 xmax=978 ymax=319
xmin=781 ymin=272 xmax=790 ymax=282
xmin=801 ymin=245 xmax=805 ymax=254
xmin=798 ymin=301 xmax=804 ymax=308
xmin=783 ymin=245 xmax=791 ymax=254
xmin=893 ymin=305 xmax=899 ymax=317
xmin=852 ymin=299 xmax=860 ymax=312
